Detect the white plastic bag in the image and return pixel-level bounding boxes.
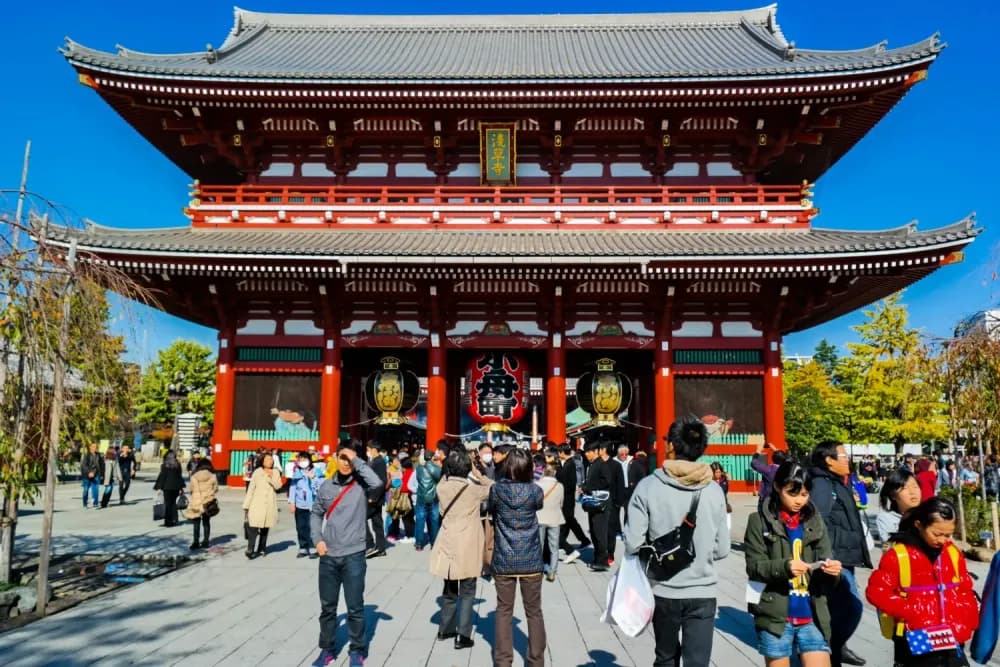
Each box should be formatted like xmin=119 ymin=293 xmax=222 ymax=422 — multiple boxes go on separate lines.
xmin=600 ymin=554 xmax=655 ymax=637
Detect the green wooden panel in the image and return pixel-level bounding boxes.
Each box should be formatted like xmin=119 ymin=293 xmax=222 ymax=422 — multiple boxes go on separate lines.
xmin=701 ymin=453 xmax=755 ymax=484
xmin=673 ymin=349 xmax=762 ymax=365
xmin=229 ymin=449 xmax=289 ymax=475
xmin=236 ymin=347 xmax=322 ymax=363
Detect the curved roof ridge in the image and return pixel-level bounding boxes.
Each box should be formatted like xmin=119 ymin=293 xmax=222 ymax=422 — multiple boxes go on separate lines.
xmin=813 ymin=213 xmax=979 ymax=238
xmin=231 ymin=5 xmax=780 ymax=30
xmin=795 ymin=33 xmax=942 ymax=58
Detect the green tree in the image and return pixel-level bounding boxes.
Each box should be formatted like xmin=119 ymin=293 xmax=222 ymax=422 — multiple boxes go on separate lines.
xmin=783 ymin=360 xmax=849 ymax=456
xmin=136 ymin=340 xmax=216 ymax=427
xmin=840 ymin=292 xmax=947 ymax=444
xmin=813 ymin=338 xmax=840 ymax=379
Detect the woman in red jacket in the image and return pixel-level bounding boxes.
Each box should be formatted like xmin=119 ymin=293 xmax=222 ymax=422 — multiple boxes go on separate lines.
xmin=866 ymin=497 xmax=979 ymax=666
xmin=914 ymin=458 xmax=938 ymax=501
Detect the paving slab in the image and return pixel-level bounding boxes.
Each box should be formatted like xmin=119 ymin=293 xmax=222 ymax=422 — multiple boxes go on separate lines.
xmin=4 ymin=477 xmax=1000 ymax=666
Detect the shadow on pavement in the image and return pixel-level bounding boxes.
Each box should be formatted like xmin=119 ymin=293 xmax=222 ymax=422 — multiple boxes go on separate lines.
xmin=584 ymin=649 xmax=623 ymax=666
xmin=716 ymin=604 xmax=758 ymax=650
xmin=0 ymin=598 xmax=211 ymax=664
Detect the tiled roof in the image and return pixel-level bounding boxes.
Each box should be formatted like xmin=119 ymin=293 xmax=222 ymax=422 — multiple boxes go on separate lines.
xmin=49 ymin=216 xmax=979 ymax=263
xmin=62 ymin=5 xmax=942 ymax=82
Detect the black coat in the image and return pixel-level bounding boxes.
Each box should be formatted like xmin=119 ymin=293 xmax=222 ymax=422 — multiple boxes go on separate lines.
xmin=607 ymin=458 xmax=627 ymax=507
xmin=154 ymin=464 xmax=184 ymax=492
xmin=367 ymin=456 xmax=389 ymax=517
xmin=556 ymin=458 xmax=577 ymax=513
xmin=80 ymin=452 xmax=103 ymax=479
xmin=582 ymin=457 xmax=615 ymax=495
xmin=808 ymin=466 xmax=873 ymax=568
xmin=627 ymin=458 xmax=649 ymax=490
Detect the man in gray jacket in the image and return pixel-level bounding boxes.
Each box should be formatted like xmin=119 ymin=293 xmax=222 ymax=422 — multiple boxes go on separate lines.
xmin=311 ymin=442 xmax=383 ymax=667
xmin=624 ymin=417 xmax=730 ymax=667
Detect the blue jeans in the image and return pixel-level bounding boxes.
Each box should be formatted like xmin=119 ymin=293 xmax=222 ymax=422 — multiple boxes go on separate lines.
xmin=829 ymin=567 xmax=863 ymax=667
xmin=82 ymin=478 xmax=99 ymax=507
xmin=318 ymin=550 xmax=368 ymax=657
xmin=757 ymin=622 xmax=830 ymax=659
xmin=414 ymin=501 xmax=439 ymax=548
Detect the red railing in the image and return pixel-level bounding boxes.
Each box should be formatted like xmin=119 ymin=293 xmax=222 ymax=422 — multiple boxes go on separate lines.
xmin=188 ymin=183 xmax=814 ymax=228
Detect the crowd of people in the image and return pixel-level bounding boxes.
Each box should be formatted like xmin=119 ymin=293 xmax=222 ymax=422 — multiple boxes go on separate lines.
xmin=81 ymin=424 xmax=1000 ymax=667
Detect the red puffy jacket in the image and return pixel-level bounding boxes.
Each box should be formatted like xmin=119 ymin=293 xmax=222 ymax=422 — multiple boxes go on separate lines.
xmin=866 ymin=540 xmax=979 ymax=643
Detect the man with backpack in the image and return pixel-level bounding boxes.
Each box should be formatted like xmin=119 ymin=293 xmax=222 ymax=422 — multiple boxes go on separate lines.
xmin=624 ymin=418 xmax=730 ymax=667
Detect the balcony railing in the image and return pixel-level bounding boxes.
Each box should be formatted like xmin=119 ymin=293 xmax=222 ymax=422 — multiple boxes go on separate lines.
xmin=187 ymin=184 xmax=815 ymax=228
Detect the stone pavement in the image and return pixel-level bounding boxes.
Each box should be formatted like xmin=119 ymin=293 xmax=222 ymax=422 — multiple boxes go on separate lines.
xmin=4 ymin=475 xmax=1000 ymax=666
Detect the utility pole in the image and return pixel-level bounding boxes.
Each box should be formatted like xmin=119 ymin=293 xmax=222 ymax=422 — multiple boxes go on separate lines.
xmin=37 ymin=239 xmax=77 ymax=615
xmin=0 ymin=141 xmax=31 ymax=585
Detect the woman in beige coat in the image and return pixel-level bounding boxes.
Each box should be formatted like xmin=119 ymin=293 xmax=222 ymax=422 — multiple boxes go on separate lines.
xmin=429 ymin=449 xmax=492 ymax=650
xmin=185 ymin=457 xmax=218 ymax=550
xmin=242 ymin=452 xmax=282 ymax=559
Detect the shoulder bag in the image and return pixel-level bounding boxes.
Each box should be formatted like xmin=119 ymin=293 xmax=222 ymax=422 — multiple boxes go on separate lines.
xmin=637 ymin=490 xmax=701 ymax=582
xmin=439 ymin=484 xmax=469 ymax=523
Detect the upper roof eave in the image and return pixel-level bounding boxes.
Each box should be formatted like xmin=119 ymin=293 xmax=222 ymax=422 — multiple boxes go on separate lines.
xmin=61 ymin=5 xmax=943 ymax=85
xmin=42 ymin=215 xmax=981 ymax=265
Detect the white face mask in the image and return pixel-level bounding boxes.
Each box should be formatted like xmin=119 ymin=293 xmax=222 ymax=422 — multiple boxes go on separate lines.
xmin=481 ymin=454 xmax=493 ymax=464
xmin=297 ymin=460 xmax=310 ymax=469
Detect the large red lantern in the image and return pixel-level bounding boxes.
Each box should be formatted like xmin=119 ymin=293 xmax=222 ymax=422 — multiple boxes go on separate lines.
xmin=465 ymin=352 xmax=529 ymax=432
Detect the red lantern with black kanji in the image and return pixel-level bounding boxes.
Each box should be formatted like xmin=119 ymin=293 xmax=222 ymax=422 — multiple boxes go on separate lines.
xmin=465 ymin=352 xmax=529 ymax=431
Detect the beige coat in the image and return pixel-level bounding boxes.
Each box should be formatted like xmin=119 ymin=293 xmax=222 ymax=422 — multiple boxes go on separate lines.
xmin=535 ymin=476 xmax=565 ymax=527
xmin=429 ymin=476 xmax=493 ymax=580
xmin=185 ymin=469 xmax=218 ymax=520
xmin=242 ymin=467 xmax=282 ymax=528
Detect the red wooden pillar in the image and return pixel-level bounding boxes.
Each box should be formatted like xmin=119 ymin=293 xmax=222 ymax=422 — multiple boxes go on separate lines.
xmin=319 ymin=334 xmax=342 ymax=456
xmin=546 ymin=344 xmax=567 ymax=445
xmin=211 ymin=328 xmax=235 ymax=479
xmin=653 ymin=336 xmax=675 ymax=466
xmin=763 ymin=335 xmax=787 ymax=450
xmin=427 ymin=343 xmax=447 ymax=450
xmin=547 ymin=286 xmax=567 ymax=445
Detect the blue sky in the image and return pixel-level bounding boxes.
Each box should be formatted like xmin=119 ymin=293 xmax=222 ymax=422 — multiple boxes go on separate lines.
xmin=4 ymin=1 xmax=996 ymax=365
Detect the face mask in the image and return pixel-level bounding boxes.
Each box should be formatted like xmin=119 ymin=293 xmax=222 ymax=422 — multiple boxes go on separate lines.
xmin=481 ymin=454 xmax=493 ymax=464
xmin=298 ymin=460 xmax=310 ymax=469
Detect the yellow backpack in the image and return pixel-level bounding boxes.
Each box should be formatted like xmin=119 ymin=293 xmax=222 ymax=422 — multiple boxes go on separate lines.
xmin=878 ymin=542 xmax=961 ymax=639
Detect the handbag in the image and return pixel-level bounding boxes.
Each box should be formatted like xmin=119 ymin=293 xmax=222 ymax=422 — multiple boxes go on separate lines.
xmin=152 ymin=491 xmax=165 ymax=522
xmin=204 ymin=499 xmax=220 ymax=518
xmin=637 ymin=490 xmax=701 ymax=582
xmin=580 ymin=490 xmax=610 ymax=513
xmin=177 ymin=491 xmax=189 ymax=510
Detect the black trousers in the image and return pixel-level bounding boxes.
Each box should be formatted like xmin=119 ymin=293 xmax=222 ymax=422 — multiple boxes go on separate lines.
xmin=247 ymin=526 xmax=270 ymax=553
xmin=439 ymin=578 xmax=477 ymax=638
xmin=559 ymin=506 xmax=589 ymax=551
xmin=651 ymin=596 xmax=716 ymax=667
xmin=389 ymin=511 xmax=415 ymax=539
xmin=293 ymin=508 xmax=312 ymax=550
xmin=192 ymin=515 xmax=210 ymax=543
xmin=162 ymin=489 xmax=180 ymax=526
xmin=366 ymin=509 xmax=388 ymax=551
xmin=119 ymin=475 xmax=131 ymax=503
xmin=587 ymin=509 xmax=610 ymax=564
xmin=607 ymin=504 xmax=621 ymax=559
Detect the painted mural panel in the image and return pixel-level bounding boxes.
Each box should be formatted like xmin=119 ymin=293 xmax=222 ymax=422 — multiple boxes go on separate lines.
xmin=674 ymin=376 xmax=764 ymax=443
xmin=232 ymin=373 xmax=320 ymax=441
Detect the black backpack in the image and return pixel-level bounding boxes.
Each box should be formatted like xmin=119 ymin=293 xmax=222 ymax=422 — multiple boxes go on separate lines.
xmin=637 ymin=490 xmax=701 ymax=582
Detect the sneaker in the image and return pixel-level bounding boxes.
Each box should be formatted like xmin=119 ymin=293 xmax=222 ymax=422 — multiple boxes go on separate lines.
xmin=297 ymin=549 xmax=309 ymax=558
xmin=608 ymin=557 xmax=615 ymax=567
xmin=563 ymin=550 xmax=581 ymax=565
xmin=386 ymin=536 xmax=397 ymax=544
xmin=309 ymin=548 xmax=318 ymax=559
xmin=315 ymin=648 xmax=335 ymax=666
xmin=415 ymin=545 xmax=424 ymax=552
xmin=349 ymin=651 xmax=365 ymax=666
xmin=546 ymin=572 xmax=557 ymax=582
